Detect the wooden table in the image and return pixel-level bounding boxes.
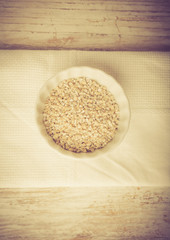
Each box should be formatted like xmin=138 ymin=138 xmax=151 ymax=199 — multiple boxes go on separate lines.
xmin=0 ymin=187 xmax=170 ymax=239
xmin=0 ymin=0 xmax=170 ymax=50
xmin=0 ymin=0 xmax=170 ymax=239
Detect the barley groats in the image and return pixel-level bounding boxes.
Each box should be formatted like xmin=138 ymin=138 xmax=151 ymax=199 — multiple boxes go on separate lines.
xmin=43 ymin=77 xmax=119 ymax=153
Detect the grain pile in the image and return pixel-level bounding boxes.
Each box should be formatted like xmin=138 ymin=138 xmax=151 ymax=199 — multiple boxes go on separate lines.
xmin=43 ymin=77 xmax=119 ymax=153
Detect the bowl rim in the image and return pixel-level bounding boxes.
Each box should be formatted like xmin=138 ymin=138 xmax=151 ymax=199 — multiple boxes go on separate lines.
xmin=35 ymin=66 xmax=131 ymax=159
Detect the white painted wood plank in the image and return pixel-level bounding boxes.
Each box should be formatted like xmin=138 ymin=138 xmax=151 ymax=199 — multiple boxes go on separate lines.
xmin=0 ymin=0 xmax=169 ymax=50
xmin=0 ymin=187 xmax=170 ymax=239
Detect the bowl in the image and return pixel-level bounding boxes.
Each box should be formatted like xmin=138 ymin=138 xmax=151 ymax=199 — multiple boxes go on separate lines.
xmin=36 ymin=66 xmax=130 ymax=159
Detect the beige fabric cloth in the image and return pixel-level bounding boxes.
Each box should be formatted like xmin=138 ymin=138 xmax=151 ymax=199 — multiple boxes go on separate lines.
xmin=0 ymin=50 xmax=170 ymax=187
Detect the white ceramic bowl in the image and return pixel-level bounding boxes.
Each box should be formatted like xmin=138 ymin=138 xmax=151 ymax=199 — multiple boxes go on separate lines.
xmin=36 ymin=66 xmax=130 ymax=158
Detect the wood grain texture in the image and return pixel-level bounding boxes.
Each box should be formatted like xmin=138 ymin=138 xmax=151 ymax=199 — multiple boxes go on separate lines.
xmin=0 ymin=0 xmax=170 ymax=50
xmin=0 ymin=187 xmax=170 ymax=239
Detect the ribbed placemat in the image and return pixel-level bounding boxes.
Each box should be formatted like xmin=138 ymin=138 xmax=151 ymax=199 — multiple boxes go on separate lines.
xmin=0 ymin=50 xmax=169 ymax=187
